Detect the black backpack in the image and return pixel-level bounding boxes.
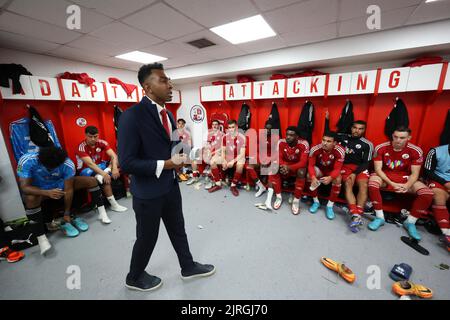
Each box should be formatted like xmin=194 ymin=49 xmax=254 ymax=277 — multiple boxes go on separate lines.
xmin=28 ymin=106 xmax=54 ymax=148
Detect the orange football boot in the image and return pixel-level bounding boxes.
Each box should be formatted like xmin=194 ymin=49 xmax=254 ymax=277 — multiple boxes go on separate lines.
xmin=320 ymin=257 xmax=356 ymax=283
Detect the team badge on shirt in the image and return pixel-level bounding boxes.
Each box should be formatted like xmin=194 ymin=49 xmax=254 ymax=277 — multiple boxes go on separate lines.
xmin=402 ymin=154 xmax=410 ymax=159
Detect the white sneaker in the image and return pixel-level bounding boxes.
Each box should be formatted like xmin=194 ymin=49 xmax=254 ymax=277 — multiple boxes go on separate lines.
xmin=98 ymin=207 xmax=112 ymax=224
xmin=110 ymin=204 xmax=128 ymax=212
xmin=186 ymin=177 xmax=199 ymax=185
xmin=291 ymin=201 xmax=300 ymax=215
xmin=255 ymin=185 xmax=267 ymax=198
xmin=37 ymin=235 xmax=52 ymax=255
xmin=288 ymin=194 xmax=294 ymax=204
xmin=273 ymin=197 xmax=283 ymax=210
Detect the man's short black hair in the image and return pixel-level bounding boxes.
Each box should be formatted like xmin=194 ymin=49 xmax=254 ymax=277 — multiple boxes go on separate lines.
xmin=211 ymin=119 xmax=219 ymax=125
xmin=286 ymin=126 xmax=299 ymax=136
xmin=353 ymin=120 xmax=367 ymax=127
xmin=394 ymin=126 xmax=412 ymax=135
xmin=138 ymin=63 xmax=164 ymax=86
xmin=228 ymin=119 xmax=237 ymax=126
xmin=85 ymin=126 xmax=99 ymax=135
xmin=39 ymin=146 xmax=68 ymax=170
xmin=323 ymin=131 xmax=337 ymax=141
xmin=177 ymin=118 xmax=186 ymax=124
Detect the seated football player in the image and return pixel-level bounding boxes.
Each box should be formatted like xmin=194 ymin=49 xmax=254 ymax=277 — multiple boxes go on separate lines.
xmin=263 ymin=126 xmax=309 ymax=215
xmin=187 ymin=119 xmax=223 ymax=187
xmin=246 ymin=120 xmax=279 ymax=198
xmin=308 ymin=132 xmax=345 ymax=220
xmin=424 ymin=144 xmax=450 ymax=251
xmin=17 ymin=146 xmax=109 ymax=255
xmin=76 ymin=126 xmax=127 ymax=213
xmin=174 ymin=118 xmax=192 ymax=181
xmin=208 ymin=120 xmax=246 ymax=197
xmin=337 ymin=120 xmax=373 ymax=231
xmin=368 ymin=127 xmax=433 ymax=240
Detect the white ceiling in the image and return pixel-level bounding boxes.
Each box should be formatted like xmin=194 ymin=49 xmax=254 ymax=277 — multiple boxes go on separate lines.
xmin=0 ymin=0 xmax=450 ymax=75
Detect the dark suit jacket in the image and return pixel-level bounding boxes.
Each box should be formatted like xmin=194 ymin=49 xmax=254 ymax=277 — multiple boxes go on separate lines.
xmin=118 ymin=97 xmax=178 ymax=200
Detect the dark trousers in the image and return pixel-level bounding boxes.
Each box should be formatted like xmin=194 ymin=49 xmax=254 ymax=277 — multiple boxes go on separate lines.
xmin=128 ymin=181 xmax=194 ymax=280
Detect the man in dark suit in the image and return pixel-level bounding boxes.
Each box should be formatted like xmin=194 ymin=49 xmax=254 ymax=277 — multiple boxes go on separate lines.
xmin=118 ymin=63 xmax=215 ymax=292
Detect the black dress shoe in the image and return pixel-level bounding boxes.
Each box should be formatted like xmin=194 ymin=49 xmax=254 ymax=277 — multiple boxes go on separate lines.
xmin=181 ymin=262 xmax=216 ymax=280
xmin=125 ymin=272 xmax=162 ymax=292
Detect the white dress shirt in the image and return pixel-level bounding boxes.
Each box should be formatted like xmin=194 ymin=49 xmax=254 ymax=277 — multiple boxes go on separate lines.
xmin=144 ymin=95 xmax=173 ymax=179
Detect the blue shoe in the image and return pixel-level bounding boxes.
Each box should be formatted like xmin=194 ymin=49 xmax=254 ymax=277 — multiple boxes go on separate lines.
xmin=60 ymin=222 xmax=80 ymax=237
xmin=325 ymin=206 xmax=335 ymax=220
xmin=349 ymin=215 xmax=363 ymax=233
xmin=403 ymin=222 xmax=421 ymax=241
xmin=72 ymin=217 xmax=89 ymax=232
xmin=309 ymin=202 xmax=320 ymax=214
xmin=368 ymin=218 xmax=385 ymax=231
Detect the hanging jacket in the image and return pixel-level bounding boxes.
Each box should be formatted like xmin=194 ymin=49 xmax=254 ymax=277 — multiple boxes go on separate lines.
xmin=28 ymin=106 xmax=55 ymax=148
xmin=59 ymin=72 xmax=95 ymax=86
xmin=440 ymin=109 xmax=450 ymax=146
xmin=336 ymin=100 xmax=354 ymax=134
xmin=297 ymin=101 xmax=314 ymax=144
xmin=237 ymin=103 xmax=251 ymax=132
xmin=384 ymin=98 xmax=409 ymax=138
xmin=113 ymin=105 xmax=123 ymax=139
xmin=0 ymin=64 xmax=32 ymax=94
xmin=109 ymin=77 xmax=137 ymax=97
xmin=268 ymin=102 xmax=282 ymax=138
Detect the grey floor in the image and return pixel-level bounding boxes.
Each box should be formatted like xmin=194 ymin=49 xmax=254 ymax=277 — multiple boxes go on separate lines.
xmin=1 ymin=182 xmax=449 ymax=300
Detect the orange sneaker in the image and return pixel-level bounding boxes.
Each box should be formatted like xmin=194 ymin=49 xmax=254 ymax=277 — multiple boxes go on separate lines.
xmin=392 ymin=280 xmax=433 ymax=299
xmin=320 ymin=257 xmax=356 ymax=283
xmin=0 ymin=246 xmax=25 ymax=263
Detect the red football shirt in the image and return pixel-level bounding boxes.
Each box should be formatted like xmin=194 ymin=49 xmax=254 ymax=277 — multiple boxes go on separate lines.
xmin=207 ymin=130 xmax=224 ymax=153
xmin=76 ymin=139 xmax=112 ymax=171
xmin=176 ymin=128 xmax=192 ymax=146
xmin=373 ymin=142 xmax=423 ymax=175
xmin=277 ymin=138 xmax=310 ymax=171
xmin=308 ymin=143 xmax=345 ymax=178
xmin=222 ymin=132 xmax=246 ymax=161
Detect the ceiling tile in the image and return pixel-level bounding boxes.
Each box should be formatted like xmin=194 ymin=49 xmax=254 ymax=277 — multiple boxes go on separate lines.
xmin=405 ymin=1 xmax=450 ymax=25
xmin=65 ymin=35 xmax=132 ymax=56
xmin=194 ymin=45 xmax=246 ymax=60
xmin=237 ymin=36 xmax=287 ymax=54
xmin=122 ymin=2 xmax=203 ymax=40
xmin=338 ymin=6 xmax=417 ymax=37
xmin=71 ymin=0 xmax=156 ymax=19
xmin=0 ymin=30 xmax=61 ymax=54
xmin=141 ymin=41 xmax=198 ymax=59
xmin=0 ymin=12 xmax=82 ymax=44
xmin=101 ymin=57 xmax=141 ymax=71
xmin=253 ymin=0 xmax=305 ymax=12
xmin=264 ymin=0 xmax=339 ymax=34
xmin=47 ymin=45 xmax=108 ymax=64
xmin=165 ymin=0 xmax=259 ymax=28
xmin=339 ymin=0 xmax=422 ymax=21
xmin=7 ymin=0 xmax=113 ymax=33
xmin=89 ymin=22 xmax=163 ymax=49
xmin=279 ymin=22 xmax=337 ymax=46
